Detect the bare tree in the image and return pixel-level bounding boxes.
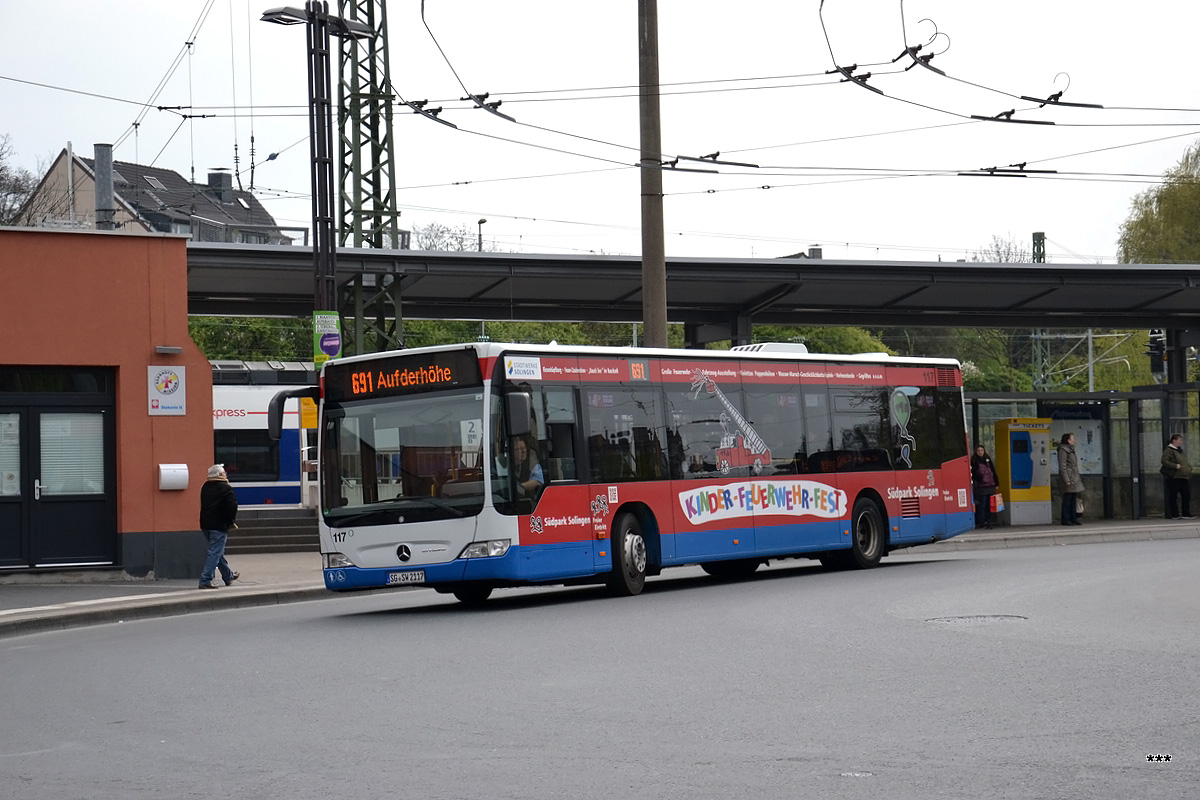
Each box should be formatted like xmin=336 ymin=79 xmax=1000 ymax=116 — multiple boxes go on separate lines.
xmin=971 ymin=234 xmax=1031 ymax=263
xmin=412 ymin=221 xmax=502 ymax=252
xmin=0 ymin=135 xmax=39 ymax=225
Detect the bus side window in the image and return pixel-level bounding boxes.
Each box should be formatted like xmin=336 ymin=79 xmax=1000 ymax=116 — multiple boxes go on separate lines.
xmin=584 ymin=385 xmax=664 ymax=483
xmin=540 ymin=387 xmax=578 ymax=482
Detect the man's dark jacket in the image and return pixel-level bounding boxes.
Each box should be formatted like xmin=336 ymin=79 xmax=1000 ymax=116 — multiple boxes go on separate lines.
xmin=200 ymin=479 xmax=238 ymax=532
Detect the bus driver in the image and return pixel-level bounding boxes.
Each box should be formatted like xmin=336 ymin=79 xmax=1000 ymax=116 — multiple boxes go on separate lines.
xmin=495 ymin=436 xmax=544 ymax=497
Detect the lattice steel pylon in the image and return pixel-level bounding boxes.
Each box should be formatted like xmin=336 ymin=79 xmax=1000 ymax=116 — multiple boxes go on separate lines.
xmin=337 ymin=0 xmax=405 ymax=353
xmin=1031 ymin=231 xmax=1049 ymax=390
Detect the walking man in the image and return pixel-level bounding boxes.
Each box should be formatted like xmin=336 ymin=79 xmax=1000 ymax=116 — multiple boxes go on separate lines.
xmin=1160 ymin=434 xmax=1195 ymax=520
xmin=199 ymin=464 xmax=240 ymax=589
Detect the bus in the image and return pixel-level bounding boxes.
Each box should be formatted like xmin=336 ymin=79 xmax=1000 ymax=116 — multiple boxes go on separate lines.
xmin=269 ymin=342 xmax=973 ymax=603
xmin=212 ymin=361 xmax=317 ymax=506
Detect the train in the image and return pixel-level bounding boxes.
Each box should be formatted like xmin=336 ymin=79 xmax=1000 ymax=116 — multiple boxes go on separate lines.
xmin=211 ymin=360 xmax=317 ymax=506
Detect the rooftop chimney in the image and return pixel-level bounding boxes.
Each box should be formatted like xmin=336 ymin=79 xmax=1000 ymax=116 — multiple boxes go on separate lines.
xmin=208 ymin=171 xmax=234 ymax=203
xmin=94 ymin=143 xmax=115 ymax=230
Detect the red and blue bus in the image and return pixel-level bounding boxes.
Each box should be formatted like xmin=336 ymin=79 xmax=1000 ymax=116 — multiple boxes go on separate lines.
xmin=270 ymin=342 xmax=973 ymax=603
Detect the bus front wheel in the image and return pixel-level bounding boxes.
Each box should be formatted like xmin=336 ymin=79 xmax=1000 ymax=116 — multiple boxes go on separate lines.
xmin=453 ymin=585 xmax=493 ymax=605
xmin=607 ymin=512 xmax=647 ymax=596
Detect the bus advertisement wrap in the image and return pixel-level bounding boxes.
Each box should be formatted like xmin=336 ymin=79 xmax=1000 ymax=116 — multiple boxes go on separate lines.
xmin=282 ymin=342 xmax=973 ymax=604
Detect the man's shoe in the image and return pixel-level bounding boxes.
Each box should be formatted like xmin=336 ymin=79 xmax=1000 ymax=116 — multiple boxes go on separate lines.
xmin=1183 ymin=516 xmax=1197 ymax=520
xmin=1173 ymin=516 xmax=1184 ymax=520
xmin=224 ymin=571 xmax=240 ymax=586
xmin=1072 ymin=521 xmax=1083 ymax=526
xmin=198 ymin=583 xmax=219 ymax=590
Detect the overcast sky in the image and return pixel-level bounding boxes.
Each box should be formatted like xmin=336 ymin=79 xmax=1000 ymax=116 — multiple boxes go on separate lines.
xmin=3 ymin=1 xmax=1199 ymax=263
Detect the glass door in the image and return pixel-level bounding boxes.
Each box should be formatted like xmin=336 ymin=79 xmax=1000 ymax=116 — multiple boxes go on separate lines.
xmin=0 ymin=412 xmax=27 ymax=567
xmin=32 ymin=409 xmax=116 ymax=566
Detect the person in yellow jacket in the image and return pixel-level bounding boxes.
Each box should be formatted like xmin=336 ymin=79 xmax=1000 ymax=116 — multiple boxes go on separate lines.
xmin=1160 ymin=434 xmax=1194 ymax=520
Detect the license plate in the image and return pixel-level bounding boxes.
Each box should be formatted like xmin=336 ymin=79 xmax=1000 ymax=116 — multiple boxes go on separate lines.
xmin=387 ymin=570 xmax=425 ymax=585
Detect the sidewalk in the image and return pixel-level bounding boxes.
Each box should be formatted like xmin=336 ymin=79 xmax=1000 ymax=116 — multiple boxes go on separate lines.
xmin=0 ymin=551 xmax=327 ymax=639
xmin=2 ymin=519 xmax=1198 ymax=639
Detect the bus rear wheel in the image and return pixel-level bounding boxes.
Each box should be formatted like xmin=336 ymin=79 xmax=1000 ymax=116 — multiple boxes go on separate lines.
xmin=821 ymin=497 xmax=885 ymax=570
xmin=607 ymin=512 xmax=647 ymax=596
xmin=452 ymin=585 xmax=493 ymax=605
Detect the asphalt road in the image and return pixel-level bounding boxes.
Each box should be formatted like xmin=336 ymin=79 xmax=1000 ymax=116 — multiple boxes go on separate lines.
xmin=1 ymin=539 xmax=1195 ymax=799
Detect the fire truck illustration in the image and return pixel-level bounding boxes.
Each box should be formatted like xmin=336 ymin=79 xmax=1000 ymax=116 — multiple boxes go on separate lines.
xmin=690 ymin=369 xmax=771 ymax=474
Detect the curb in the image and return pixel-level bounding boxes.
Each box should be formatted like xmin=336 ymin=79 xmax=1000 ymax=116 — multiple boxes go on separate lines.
xmin=0 ymin=585 xmax=328 ymax=640
xmin=3 ymin=526 xmax=1198 ymax=639
xmin=893 ymin=523 xmax=1200 ymax=554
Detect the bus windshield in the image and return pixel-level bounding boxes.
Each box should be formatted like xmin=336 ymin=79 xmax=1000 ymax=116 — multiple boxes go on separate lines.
xmin=321 ymin=388 xmax=486 ymax=525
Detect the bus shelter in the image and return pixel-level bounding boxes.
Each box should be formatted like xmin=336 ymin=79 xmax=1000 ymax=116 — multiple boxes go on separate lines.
xmin=966 ymin=384 xmax=1200 ymax=521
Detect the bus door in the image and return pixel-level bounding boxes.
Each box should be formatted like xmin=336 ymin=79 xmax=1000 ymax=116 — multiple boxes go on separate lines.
xmin=663 ymin=360 xmax=757 ymax=561
xmin=886 ymin=368 xmax=948 ymax=542
xmin=501 ymin=355 xmax=597 ymax=578
xmin=577 ymin=362 xmax=675 ymax=570
xmin=936 ymin=384 xmax=972 ymax=533
xmin=741 ymin=361 xmax=824 ymax=553
xmin=794 ymin=368 xmax=845 ymax=549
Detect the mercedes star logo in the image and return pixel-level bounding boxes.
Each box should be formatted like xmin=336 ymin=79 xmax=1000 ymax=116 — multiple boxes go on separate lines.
xmin=397 ymin=544 xmax=412 ymax=562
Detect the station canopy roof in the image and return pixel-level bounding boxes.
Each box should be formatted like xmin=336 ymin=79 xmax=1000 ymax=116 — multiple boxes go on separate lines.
xmin=186 ymin=242 xmax=1200 ymax=330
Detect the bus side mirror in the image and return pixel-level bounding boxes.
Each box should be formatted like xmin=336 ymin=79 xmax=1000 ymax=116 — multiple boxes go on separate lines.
xmin=268 ymin=386 xmax=321 ymax=441
xmin=506 ymin=393 xmax=532 ymax=438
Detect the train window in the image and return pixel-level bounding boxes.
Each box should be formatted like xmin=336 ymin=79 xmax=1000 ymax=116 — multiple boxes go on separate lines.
xmin=214 ymin=430 xmax=280 ymax=482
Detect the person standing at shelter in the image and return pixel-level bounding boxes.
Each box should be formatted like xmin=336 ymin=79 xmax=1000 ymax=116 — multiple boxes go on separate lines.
xmin=1160 ymin=433 xmax=1195 ymax=520
xmin=970 ymin=444 xmax=998 ymax=529
xmin=198 ymin=464 xmax=240 ymax=589
xmin=1057 ymin=433 xmax=1083 ymax=526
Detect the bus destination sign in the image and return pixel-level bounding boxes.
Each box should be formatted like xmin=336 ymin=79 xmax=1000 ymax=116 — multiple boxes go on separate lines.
xmin=324 ymin=349 xmax=482 ymax=403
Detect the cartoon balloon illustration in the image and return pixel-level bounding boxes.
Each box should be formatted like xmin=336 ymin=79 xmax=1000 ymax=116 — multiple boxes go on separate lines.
xmin=891 ymin=389 xmax=911 ymax=428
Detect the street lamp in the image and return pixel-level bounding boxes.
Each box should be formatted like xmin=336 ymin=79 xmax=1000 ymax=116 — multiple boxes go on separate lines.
xmin=262 ymin=3 xmax=373 ymax=361
xmin=477 ymin=218 xmax=487 ymax=252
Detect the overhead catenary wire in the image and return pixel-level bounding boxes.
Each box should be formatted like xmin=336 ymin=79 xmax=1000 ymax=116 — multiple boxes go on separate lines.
xmin=12 ymin=3 xmax=1200 ymax=268
xmin=113 ymin=0 xmax=218 ymax=151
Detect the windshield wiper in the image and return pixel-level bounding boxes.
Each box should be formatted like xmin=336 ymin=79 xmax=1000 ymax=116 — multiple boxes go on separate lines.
xmin=389 ymin=495 xmax=467 ymax=517
xmin=326 ymin=510 xmax=390 ymax=527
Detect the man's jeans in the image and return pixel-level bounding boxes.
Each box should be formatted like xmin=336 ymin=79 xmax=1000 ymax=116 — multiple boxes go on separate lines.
xmin=200 ymin=529 xmax=234 ymax=587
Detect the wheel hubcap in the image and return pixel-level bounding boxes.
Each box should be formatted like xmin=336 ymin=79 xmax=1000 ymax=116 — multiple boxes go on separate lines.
xmin=856 ymin=514 xmax=877 ymax=555
xmin=625 ymin=532 xmax=647 ymax=575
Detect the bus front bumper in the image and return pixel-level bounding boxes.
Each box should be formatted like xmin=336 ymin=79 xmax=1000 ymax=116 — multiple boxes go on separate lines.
xmin=322 ymin=546 xmax=524 ymax=591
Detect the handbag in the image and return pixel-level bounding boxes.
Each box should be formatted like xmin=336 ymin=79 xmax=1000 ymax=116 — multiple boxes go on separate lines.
xmin=990 ymin=493 xmax=1005 ymax=513
xmin=1075 ymin=496 xmax=1084 ymax=515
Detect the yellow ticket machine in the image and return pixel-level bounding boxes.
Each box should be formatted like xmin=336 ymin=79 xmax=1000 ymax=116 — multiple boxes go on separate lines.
xmin=994 ymin=418 xmax=1052 ymax=525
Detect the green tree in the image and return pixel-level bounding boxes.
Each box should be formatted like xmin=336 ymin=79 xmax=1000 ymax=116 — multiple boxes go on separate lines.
xmin=188 ymin=317 xmax=312 ymax=361
xmin=1115 ymin=141 xmax=1200 ymax=381
xmin=747 ymin=324 xmax=890 ymax=355
xmin=1118 ymin=140 xmax=1200 ymax=264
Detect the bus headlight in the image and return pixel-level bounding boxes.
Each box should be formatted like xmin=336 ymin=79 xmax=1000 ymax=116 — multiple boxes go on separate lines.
xmin=459 ymin=539 xmax=511 ymax=559
xmin=324 ymin=553 xmax=355 ymax=569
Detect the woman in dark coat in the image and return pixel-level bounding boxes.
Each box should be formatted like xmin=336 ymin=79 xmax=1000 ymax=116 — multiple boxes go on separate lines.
xmin=1057 ymin=433 xmax=1083 ymax=526
xmin=970 ymin=444 xmax=998 ymax=529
